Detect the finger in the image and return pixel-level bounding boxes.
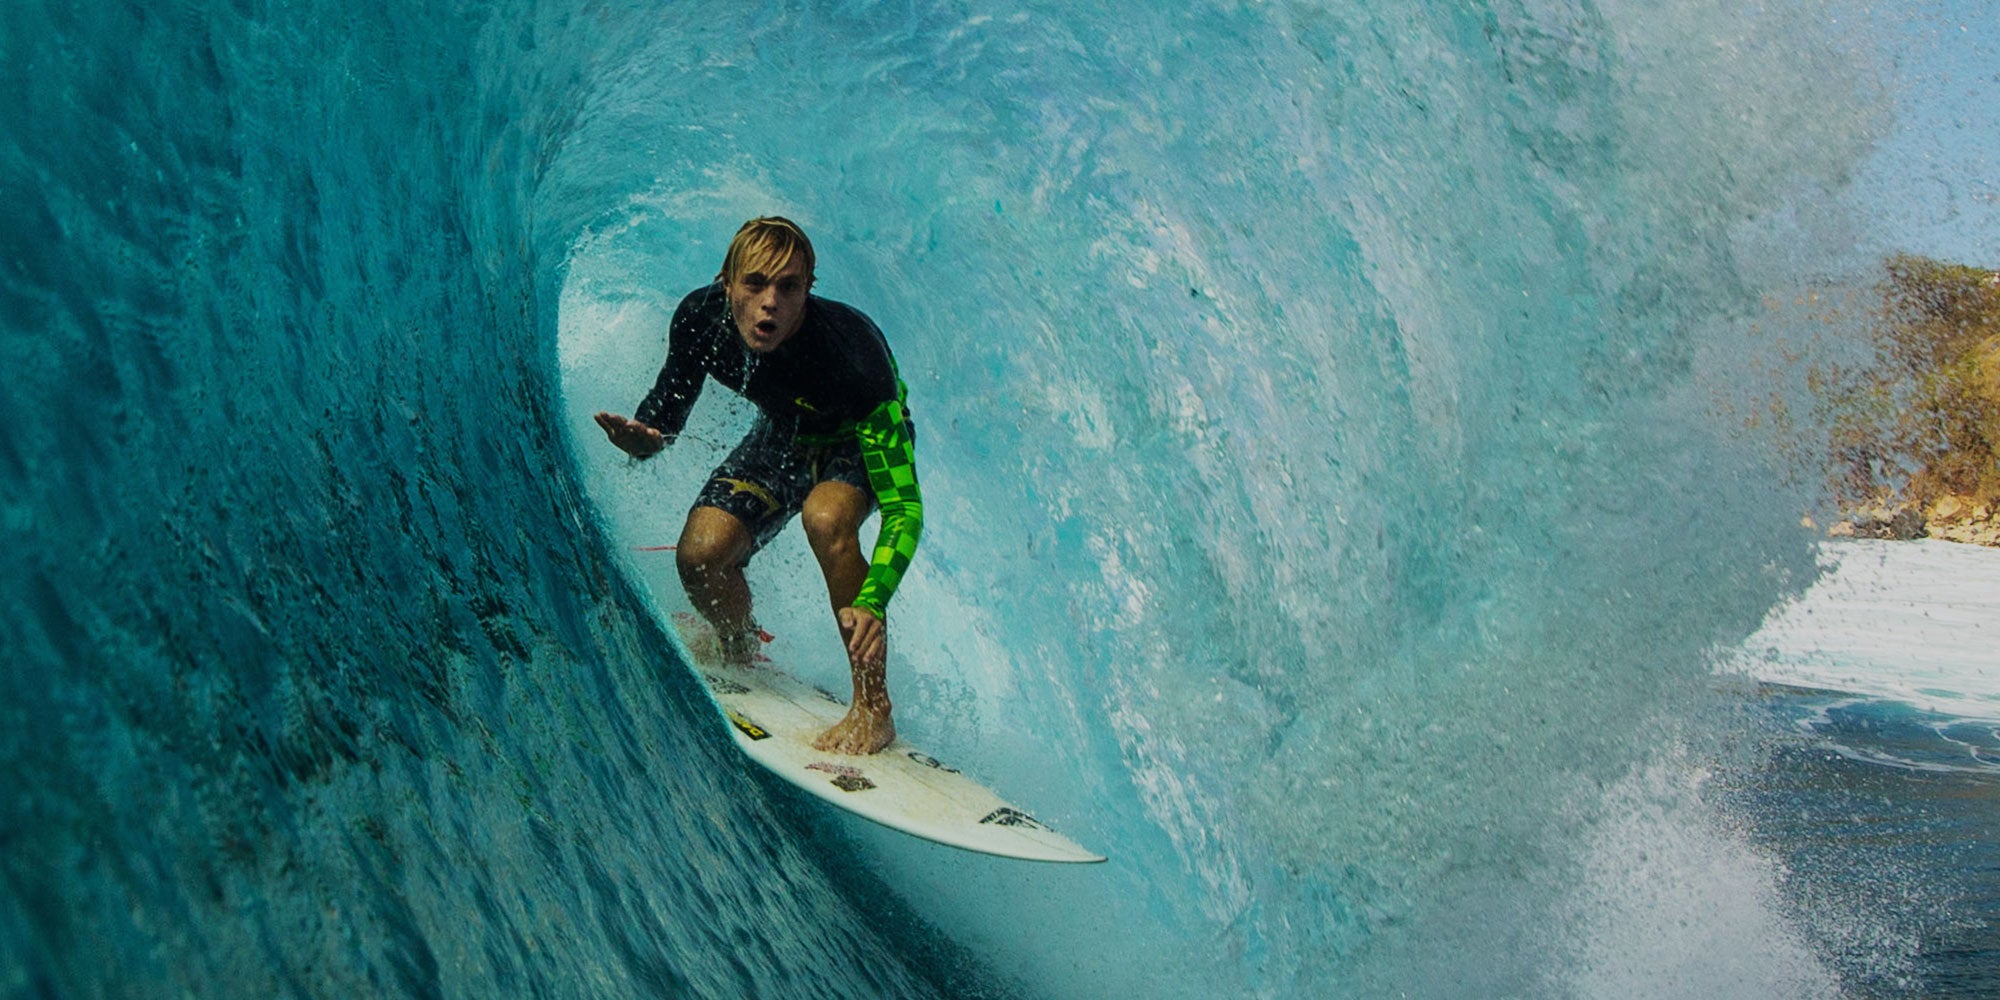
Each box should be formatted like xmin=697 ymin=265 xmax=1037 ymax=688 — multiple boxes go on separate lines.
xmin=854 ymin=621 xmax=883 ymax=657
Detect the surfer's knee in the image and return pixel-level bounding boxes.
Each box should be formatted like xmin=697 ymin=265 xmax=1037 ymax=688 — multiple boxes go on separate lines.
xmin=677 ymin=508 xmax=750 ymax=578
xmin=800 ymin=486 xmax=866 ymax=559
xmin=801 ymin=506 xmax=861 ymax=560
xmin=801 ymin=483 xmax=867 ymax=547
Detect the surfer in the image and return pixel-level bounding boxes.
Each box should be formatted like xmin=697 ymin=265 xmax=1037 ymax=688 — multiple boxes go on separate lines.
xmin=593 ymin=217 xmax=922 ymax=756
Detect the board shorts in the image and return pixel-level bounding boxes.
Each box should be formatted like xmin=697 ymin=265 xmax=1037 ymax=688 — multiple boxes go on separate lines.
xmin=692 ymin=416 xmax=878 ymax=561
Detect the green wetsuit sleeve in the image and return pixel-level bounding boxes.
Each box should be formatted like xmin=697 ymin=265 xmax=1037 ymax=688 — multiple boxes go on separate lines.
xmin=851 ymin=398 xmax=923 ymax=618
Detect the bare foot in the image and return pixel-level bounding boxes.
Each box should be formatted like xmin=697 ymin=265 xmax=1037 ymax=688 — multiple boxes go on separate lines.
xmin=717 ymin=628 xmax=762 ymax=666
xmin=812 ymin=703 xmax=896 ymax=755
xmin=677 ymin=612 xmax=771 ymax=667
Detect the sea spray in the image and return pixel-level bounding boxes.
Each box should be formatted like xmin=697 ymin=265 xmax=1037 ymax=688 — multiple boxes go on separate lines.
xmin=556 ymin=1 xmax=1883 ymax=995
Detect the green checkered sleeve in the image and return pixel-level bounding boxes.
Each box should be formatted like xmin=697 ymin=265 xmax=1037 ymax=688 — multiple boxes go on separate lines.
xmin=851 ymin=397 xmax=923 ymax=618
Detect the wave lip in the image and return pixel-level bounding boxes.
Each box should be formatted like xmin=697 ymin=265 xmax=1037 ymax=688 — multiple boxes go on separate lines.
xmin=0 ymin=2 xmax=967 ymax=997
xmin=3 ymin=0 xmax=1923 ymax=994
xmin=549 ymin=0 xmax=1891 ymax=994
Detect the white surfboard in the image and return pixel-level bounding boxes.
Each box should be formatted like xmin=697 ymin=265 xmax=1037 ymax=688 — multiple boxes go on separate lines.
xmin=673 ymin=615 xmax=1105 ymax=864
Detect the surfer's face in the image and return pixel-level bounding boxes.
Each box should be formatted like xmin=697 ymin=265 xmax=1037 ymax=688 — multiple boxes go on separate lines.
xmin=729 ymin=256 xmax=811 ymax=353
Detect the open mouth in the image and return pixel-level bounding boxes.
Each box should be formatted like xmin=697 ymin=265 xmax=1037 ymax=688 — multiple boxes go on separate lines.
xmin=755 ymin=320 xmax=778 ymax=335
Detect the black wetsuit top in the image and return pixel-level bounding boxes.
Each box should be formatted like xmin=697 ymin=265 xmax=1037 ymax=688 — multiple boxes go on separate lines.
xmin=634 ymin=282 xmax=922 ymax=616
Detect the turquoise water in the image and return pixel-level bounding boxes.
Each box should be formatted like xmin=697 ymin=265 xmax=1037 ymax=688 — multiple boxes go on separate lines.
xmin=6 ymin=0 xmax=1980 ymax=996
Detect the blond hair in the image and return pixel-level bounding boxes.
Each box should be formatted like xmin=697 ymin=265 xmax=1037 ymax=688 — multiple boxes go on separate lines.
xmin=718 ymin=216 xmax=816 ymax=288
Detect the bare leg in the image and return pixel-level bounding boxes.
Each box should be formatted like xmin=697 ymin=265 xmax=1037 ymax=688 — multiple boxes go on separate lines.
xmin=801 ymin=481 xmax=895 ymax=754
xmin=676 ymin=506 xmax=759 ymax=664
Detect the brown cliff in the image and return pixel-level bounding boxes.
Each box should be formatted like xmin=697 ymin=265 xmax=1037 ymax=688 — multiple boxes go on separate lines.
xmin=1822 ymin=255 xmax=2000 ymax=546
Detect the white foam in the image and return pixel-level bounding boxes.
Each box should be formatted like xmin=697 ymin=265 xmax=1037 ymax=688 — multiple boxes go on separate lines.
xmin=1726 ymin=539 xmax=2000 ymax=721
xmin=1549 ymin=755 xmax=1847 ymax=1000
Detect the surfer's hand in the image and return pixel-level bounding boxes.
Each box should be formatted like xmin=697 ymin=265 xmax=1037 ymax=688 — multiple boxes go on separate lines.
xmin=837 ymin=606 xmax=886 ymax=671
xmin=594 ymin=412 xmax=664 ymax=458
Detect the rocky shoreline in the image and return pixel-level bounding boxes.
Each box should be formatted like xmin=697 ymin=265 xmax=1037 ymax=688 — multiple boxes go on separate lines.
xmin=1829 ymin=495 xmax=2000 ymax=547
xmin=1814 ymin=257 xmax=1999 ymax=549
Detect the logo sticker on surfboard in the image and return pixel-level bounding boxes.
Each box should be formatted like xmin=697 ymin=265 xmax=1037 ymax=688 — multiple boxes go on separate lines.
xmin=979 ymin=807 xmax=1048 ymax=831
xmin=908 ymin=751 xmax=960 ymax=774
xmin=807 ymin=761 xmax=877 ymax=792
xmin=726 ymin=710 xmax=770 ymax=741
xmin=704 ymin=673 xmax=751 ymax=695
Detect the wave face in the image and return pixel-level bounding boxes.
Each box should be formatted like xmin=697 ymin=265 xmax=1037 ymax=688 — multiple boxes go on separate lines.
xmin=3 ymin=0 xmax=1886 ymax=997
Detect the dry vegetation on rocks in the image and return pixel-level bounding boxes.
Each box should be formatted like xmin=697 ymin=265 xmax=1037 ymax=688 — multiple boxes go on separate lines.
xmin=1816 ymin=255 xmax=2000 ymax=545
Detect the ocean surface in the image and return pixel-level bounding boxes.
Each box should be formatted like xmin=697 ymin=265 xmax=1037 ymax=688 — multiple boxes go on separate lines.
xmin=4 ymin=0 xmax=1994 ymax=997
xmin=1725 ymin=540 xmax=2000 ymax=997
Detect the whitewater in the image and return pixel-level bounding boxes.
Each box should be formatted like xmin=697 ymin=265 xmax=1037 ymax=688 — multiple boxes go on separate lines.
xmin=4 ymin=0 xmax=1990 ymax=997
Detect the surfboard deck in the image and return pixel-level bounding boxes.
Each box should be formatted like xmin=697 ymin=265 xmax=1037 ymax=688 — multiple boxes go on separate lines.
xmin=673 ymin=614 xmax=1104 ymax=864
